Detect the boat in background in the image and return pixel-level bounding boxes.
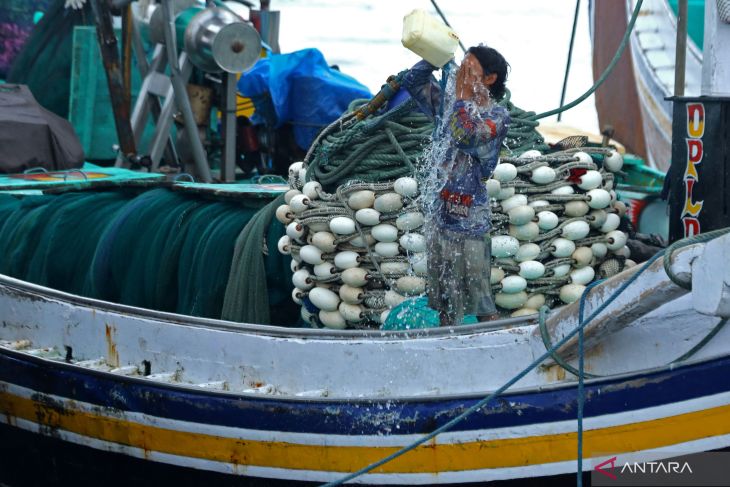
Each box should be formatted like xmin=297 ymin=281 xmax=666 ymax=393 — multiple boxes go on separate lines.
xmin=590 ymin=0 xmax=704 ymax=171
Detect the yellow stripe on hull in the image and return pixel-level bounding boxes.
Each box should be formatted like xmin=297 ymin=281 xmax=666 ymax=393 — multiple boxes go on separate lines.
xmin=2 ymin=390 xmax=730 ymax=474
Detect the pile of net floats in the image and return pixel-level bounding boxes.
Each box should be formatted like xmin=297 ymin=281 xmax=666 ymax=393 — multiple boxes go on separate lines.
xmin=276 ymin=147 xmax=631 ymax=330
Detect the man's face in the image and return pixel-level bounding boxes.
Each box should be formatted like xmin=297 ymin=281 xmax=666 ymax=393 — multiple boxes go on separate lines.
xmin=456 ymin=53 xmax=497 ymax=102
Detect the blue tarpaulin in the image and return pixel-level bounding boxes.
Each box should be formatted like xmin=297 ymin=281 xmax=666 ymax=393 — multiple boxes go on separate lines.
xmin=238 ymin=48 xmax=372 ymax=150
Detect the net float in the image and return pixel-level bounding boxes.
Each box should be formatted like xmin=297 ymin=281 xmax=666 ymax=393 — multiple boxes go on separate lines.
xmin=290 ymin=260 xmax=300 ymax=272
xmin=511 ymin=307 xmax=538 ymax=317
xmin=501 ymin=275 xmax=527 ymax=294
xmin=329 ymin=216 xmax=356 ymax=235
xmin=374 ymin=242 xmax=400 ymax=257
xmin=393 ymin=177 xmax=418 ymax=197
xmin=300 ymin=244 xmax=324 ymax=265
xmin=311 ymin=231 xmax=337 ymax=253
xmin=518 ymin=149 xmax=542 ymax=159
xmin=550 ymin=237 xmax=576 ymax=258
xmin=284 ymin=189 xmax=301 ymax=204
xmin=612 ymin=245 xmax=631 ymax=258
xmin=373 ymin=193 xmax=403 ymax=213
xmin=515 ymin=243 xmax=541 ymax=262
xmin=591 ymin=242 xmax=608 ymax=258
xmin=509 ymin=222 xmax=540 ymax=241
xmin=529 ymin=199 xmax=550 ymax=209
xmin=288 ymin=161 xmax=303 ymax=178
xmin=508 ymin=205 xmax=535 ymax=225
xmin=384 ymin=290 xmax=406 ymax=307
xmin=551 ymin=185 xmax=575 ymax=195
xmin=536 ymin=210 xmax=559 ymax=230
xmin=570 ymin=266 xmax=595 ymax=286
xmin=600 ymin=213 xmax=621 ymax=233
xmin=347 ymin=190 xmax=375 ymax=210
xmin=308 ymin=221 xmax=329 ymax=232
xmin=588 ymin=209 xmax=608 ymax=229
xmin=496 ymin=186 xmax=516 ymax=200
xmin=485 ymin=178 xmax=501 ymax=196
xmin=562 ymin=220 xmax=590 ymax=241
xmin=355 ymin=208 xmax=381 ymax=226
xmin=379 ymin=309 xmax=390 ymax=324
xmin=286 ymin=221 xmax=305 ymax=241
xmin=339 ymin=284 xmax=364 ymax=304
xmin=319 ymin=310 xmax=346 ymax=329
xmin=341 ymin=267 xmax=370 ymax=287
xmin=313 ymin=262 xmax=336 ymax=278
xmin=604 ymin=150 xmax=624 ymax=172
xmin=587 ymin=188 xmax=611 ymax=209
xmin=613 ymin=200 xmax=627 ymax=217
xmin=564 ymin=201 xmax=590 ymax=217
xmin=560 ymin=283 xmax=586 ymax=304
xmin=572 ymin=246 xmax=593 ymax=268
xmin=298 ymin=167 xmax=307 ymax=182
xmin=573 ymin=151 xmax=593 ymax=164
xmin=552 ymin=264 xmax=572 ymax=277
xmin=289 ymin=194 xmax=311 ymax=214
xmin=292 ymin=269 xmax=314 ymax=290
xmin=519 ymin=260 xmax=545 ymax=280
xmin=625 ymin=259 xmax=637 ymax=268
xmin=291 ymin=288 xmax=305 ymax=305
xmin=495 ymin=291 xmax=528 ymax=310
xmin=577 ymin=170 xmax=603 ymax=190
xmin=491 ymin=235 xmax=520 ymax=258
xmin=399 ymin=233 xmax=426 ymax=252
xmin=525 ymin=293 xmax=546 ymax=309
xmin=396 ymin=275 xmax=426 ymax=296
xmin=302 ymin=181 xmax=322 ymax=200
xmin=606 ymin=230 xmax=628 ymax=251
xmin=371 ymin=223 xmax=398 ymax=243
xmin=350 ymin=234 xmax=376 ymax=248
xmin=410 ymin=252 xmax=427 ymax=275
xmin=381 ymin=262 xmax=410 ymax=274
xmin=490 ymin=267 xmax=505 ymax=285
xmin=531 ymin=166 xmax=556 ymax=185
xmin=275 ymin=204 xmax=294 ymax=224
xmin=309 ymin=287 xmax=340 ymax=312
xmin=334 ymin=250 xmax=360 ymax=269
xmin=277 ymin=235 xmax=292 ymax=255
xmin=339 ymin=302 xmax=365 ymax=322
xmin=501 ymin=194 xmax=528 ymax=212
xmin=395 ymin=212 xmax=424 ymax=231
xmin=493 ymin=162 xmax=517 ymax=182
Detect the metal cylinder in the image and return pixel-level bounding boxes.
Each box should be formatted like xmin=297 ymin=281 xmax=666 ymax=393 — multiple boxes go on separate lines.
xmin=183 ymin=7 xmax=261 ymax=73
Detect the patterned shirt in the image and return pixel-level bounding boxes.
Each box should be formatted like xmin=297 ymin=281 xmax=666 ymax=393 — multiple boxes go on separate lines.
xmin=402 ymin=60 xmax=510 ymax=237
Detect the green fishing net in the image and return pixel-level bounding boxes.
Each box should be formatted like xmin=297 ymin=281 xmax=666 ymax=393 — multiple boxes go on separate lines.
xmin=0 ymin=188 xmax=296 ymax=324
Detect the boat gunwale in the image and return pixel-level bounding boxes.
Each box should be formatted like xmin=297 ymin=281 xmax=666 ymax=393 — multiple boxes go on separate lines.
xmin=0 ymin=272 xmax=536 ymax=340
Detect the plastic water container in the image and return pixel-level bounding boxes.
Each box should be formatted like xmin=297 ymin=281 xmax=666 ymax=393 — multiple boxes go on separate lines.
xmin=401 ymin=9 xmax=460 ymax=68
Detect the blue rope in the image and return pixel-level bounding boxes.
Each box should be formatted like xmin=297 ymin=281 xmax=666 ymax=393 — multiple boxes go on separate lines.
xmin=576 ymin=278 xmax=603 ymax=487
xmin=322 ymin=250 xmax=667 ymax=486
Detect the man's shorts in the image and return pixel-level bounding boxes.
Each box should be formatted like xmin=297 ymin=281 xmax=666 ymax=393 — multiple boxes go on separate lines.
xmin=427 ymin=229 xmax=496 ymax=323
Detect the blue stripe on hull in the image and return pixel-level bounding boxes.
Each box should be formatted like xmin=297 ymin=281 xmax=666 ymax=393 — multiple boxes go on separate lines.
xmin=1 ymin=350 xmax=729 ymax=435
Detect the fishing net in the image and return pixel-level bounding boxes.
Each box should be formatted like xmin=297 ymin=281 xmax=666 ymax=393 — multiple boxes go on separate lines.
xmin=0 ymin=188 xmax=295 ymax=324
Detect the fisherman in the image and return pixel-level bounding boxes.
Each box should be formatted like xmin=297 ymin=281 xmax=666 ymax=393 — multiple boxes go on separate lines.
xmin=402 ymin=46 xmax=511 ymax=326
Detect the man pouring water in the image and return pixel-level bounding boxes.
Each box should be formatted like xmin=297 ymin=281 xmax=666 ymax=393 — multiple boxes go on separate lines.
xmin=401 ymin=10 xmax=511 ymax=326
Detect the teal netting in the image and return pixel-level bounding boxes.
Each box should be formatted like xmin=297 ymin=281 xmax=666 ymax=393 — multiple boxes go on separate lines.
xmin=0 ymin=188 xmax=296 ymax=324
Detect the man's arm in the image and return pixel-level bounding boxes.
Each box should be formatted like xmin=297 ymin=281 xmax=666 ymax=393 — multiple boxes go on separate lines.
xmin=401 ymin=60 xmax=443 ymax=119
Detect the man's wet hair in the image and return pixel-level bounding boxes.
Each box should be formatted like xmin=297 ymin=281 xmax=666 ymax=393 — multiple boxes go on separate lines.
xmin=467 ymin=45 xmax=509 ymax=101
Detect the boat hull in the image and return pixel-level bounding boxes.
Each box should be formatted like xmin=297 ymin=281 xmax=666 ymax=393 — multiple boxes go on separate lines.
xmin=2 ymin=345 xmax=730 ymax=484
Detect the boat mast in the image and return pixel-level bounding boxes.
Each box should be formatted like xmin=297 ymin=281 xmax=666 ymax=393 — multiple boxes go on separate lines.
xmin=702 ymin=0 xmax=730 ymax=95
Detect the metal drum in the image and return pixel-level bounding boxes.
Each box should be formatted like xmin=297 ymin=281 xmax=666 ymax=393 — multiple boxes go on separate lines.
xmin=182 ymin=7 xmax=261 ymax=73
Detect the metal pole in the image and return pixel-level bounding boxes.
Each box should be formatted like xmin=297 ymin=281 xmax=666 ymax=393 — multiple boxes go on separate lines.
xmin=674 ymin=0 xmax=688 ymax=96
xmin=429 ymin=0 xmax=466 ymax=54
xmin=221 ymin=72 xmax=238 ymax=182
xmin=161 ymin=0 xmax=212 ymax=182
